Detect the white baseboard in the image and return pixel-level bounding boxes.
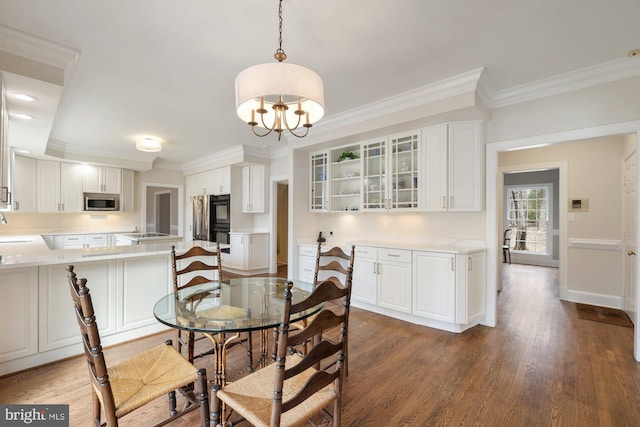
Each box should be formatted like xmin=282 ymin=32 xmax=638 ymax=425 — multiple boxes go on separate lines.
xmin=563 ymin=289 xmax=623 ymax=309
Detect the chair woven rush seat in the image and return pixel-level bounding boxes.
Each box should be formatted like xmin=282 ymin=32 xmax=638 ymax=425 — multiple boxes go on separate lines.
xmin=215 ymin=354 xmax=337 ymax=427
xmin=105 ymin=343 xmax=204 ymax=418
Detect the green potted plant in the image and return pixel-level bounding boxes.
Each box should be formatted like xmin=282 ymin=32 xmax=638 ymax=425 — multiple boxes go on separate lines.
xmin=336 ymin=151 xmax=358 ymax=162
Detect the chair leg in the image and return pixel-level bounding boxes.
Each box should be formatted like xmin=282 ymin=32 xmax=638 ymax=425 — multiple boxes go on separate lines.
xmin=246 ymin=331 xmax=253 ymax=371
xmin=197 ymin=369 xmax=210 ymax=426
xmin=211 ymin=384 xmax=222 ymax=426
xmin=169 ymin=390 xmax=177 ymax=416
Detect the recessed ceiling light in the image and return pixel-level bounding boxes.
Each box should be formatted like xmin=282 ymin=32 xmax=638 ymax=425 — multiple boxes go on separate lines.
xmin=12 ymin=93 xmax=39 ymax=102
xmin=12 ymin=113 xmax=36 ymax=120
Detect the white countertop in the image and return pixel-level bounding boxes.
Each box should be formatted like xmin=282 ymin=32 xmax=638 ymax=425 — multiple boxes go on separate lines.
xmin=298 ymin=239 xmax=487 ymax=254
xmin=0 ymin=236 xmax=225 ymax=269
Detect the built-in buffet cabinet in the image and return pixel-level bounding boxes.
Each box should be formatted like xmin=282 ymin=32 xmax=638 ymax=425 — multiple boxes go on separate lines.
xmin=309 ymin=121 xmax=483 ymax=213
xmin=299 ymin=242 xmax=486 ymax=333
xmin=12 ymin=156 xmax=134 ymax=213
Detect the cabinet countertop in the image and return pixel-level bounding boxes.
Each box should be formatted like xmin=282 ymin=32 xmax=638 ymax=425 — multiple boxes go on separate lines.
xmin=298 ymin=240 xmax=487 ymax=254
xmin=0 ymin=237 xmax=224 ymax=269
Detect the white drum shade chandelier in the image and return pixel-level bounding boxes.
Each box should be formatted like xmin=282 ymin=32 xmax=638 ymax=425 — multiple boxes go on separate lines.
xmin=235 ymin=0 xmax=325 ymax=141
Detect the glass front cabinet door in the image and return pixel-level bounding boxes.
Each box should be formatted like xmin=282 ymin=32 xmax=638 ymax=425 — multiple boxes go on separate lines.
xmin=310 ymin=151 xmax=329 ymax=211
xmin=362 ymin=138 xmax=387 ymax=211
xmin=362 ymin=130 xmax=420 ymax=212
xmin=389 ymin=132 xmax=419 ymax=210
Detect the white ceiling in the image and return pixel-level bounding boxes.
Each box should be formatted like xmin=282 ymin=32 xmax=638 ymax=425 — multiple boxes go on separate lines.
xmin=0 ymin=0 xmax=639 ymax=170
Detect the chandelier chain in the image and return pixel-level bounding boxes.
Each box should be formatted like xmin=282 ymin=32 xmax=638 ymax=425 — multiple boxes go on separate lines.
xmin=275 ymin=0 xmax=286 ymax=61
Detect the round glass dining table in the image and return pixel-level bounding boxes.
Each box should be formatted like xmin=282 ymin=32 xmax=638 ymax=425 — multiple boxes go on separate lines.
xmin=153 ymin=277 xmax=319 ymax=384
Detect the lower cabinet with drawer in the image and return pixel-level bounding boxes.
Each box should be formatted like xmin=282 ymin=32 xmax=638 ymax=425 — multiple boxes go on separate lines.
xmin=349 ymin=243 xmax=486 ymax=333
xmin=353 ymin=246 xmax=412 ymax=313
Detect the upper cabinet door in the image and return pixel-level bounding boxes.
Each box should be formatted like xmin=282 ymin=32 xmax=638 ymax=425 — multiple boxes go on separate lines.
xmin=448 ymin=121 xmax=483 ymax=212
xmin=422 ymin=124 xmax=449 ymax=212
xmin=242 ymin=165 xmax=265 ymax=213
xmin=388 ymin=132 xmax=420 ymax=210
xmin=422 ymin=121 xmax=483 ymax=212
xmin=83 ymin=166 xmax=121 ymax=194
xmin=60 ymin=163 xmax=84 ymax=212
xmin=361 ymin=139 xmax=387 ymax=212
xmin=13 ymin=155 xmax=37 ymax=212
xmin=309 ymin=151 xmax=329 ymax=212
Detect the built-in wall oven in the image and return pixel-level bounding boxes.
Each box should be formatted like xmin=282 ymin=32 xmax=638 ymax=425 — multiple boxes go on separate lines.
xmin=210 ymin=194 xmax=231 ymax=244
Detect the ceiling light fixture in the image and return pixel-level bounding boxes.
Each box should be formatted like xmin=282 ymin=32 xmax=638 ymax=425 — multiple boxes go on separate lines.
xmin=136 ymin=137 xmax=162 ymax=152
xmin=235 ymin=0 xmax=325 ymax=141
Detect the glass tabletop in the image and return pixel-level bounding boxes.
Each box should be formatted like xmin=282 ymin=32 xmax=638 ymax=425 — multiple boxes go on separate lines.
xmin=153 ymin=277 xmax=319 ymax=334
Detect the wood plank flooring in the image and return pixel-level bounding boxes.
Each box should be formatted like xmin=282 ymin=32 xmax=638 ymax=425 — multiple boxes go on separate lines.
xmin=1 ymin=264 xmax=639 ymax=426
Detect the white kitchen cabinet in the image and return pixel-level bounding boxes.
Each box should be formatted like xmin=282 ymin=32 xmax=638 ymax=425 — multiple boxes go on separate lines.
xmin=186 ymin=167 xmax=230 ymax=198
xmin=310 ymin=151 xmax=329 ymax=211
xmin=0 ymin=267 xmax=38 ymax=363
xmin=83 ymin=165 xmax=121 ymax=194
xmin=38 ymin=262 xmax=117 ymax=352
xmin=423 ymin=121 xmax=483 ymax=212
xmin=13 ymin=155 xmax=37 ymax=212
xmin=352 ymin=246 xmax=378 ymax=305
xmin=85 ymin=233 xmax=109 ymax=248
xmin=352 ymin=246 xmax=412 ymax=312
xmin=54 ymin=234 xmax=85 ymax=249
xmin=413 ymin=250 xmax=486 ymax=324
xmin=37 ymin=160 xmax=84 ymax=212
xmin=53 ymin=233 xmax=109 ymax=249
xmin=377 ymin=247 xmax=413 ymax=313
xmin=118 ymin=255 xmax=172 ymax=332
xmin=242 ymin=165 xmax=265 ymax=213
xmin=121 ymin=168 xmax=134 ymax=212
xmin=412 ymin=251 xmax=456 ymax=322
xmin=298 ymin=244 xmax=317 ymax=283
xmin=362 ymin=131 xmax=420 ymax=212
xmin=229 ymin=232 xmax=269 ymax=271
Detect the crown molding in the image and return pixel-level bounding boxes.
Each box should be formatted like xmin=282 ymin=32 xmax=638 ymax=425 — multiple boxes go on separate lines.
xmin=181 ymin=145 xmax=246 ymax=175
xmin=0 ymin=24 xmax=79 ymax=82
xmin=312 ymin=67 xmax=485 ymax=136
xmin=490 ymin=57 xmax=640 ymax=109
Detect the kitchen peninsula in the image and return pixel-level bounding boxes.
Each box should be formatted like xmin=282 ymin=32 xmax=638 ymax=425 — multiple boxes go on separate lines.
xmin=0 ymin=237 xmax=219 ymax=376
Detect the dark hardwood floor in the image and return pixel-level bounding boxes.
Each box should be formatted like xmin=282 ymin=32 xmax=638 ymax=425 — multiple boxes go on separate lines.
xmin=1 ymin=263 xmax=639 ymax=426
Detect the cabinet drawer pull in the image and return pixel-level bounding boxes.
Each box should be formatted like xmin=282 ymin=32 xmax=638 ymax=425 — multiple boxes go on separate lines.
xmin=387 ymin=254 xmax=400 ymax=257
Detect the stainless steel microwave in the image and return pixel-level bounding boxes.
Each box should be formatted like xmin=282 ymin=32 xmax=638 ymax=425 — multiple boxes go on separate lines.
xmin=85 ymin=196 xmax=118 ymax=211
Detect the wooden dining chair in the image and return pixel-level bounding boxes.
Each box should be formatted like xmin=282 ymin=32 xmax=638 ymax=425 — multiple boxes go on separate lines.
xmin=212 ymin=279 xmax=349 ymax=427
xmin=502 ymin=228 xmax=512 ymax=264
xmin=171 ymin=245 xmax=253 ymax=369
xmin=293 ymin=243 xmax=354 ymax=375
xmin=66 ymin=265 xmax=209 ymax=427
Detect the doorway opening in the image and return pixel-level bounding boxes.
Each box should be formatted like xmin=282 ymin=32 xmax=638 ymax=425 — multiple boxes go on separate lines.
xmin=142 ymin=182 xmax=184 ymax=237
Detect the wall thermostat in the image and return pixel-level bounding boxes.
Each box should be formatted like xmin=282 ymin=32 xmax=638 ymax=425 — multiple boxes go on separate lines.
xmin=568 ymin=198 xmax=589 ymax=212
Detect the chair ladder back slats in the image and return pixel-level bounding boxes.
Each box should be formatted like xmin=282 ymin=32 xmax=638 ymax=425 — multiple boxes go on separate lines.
xmin=287 ymin=310 xmax=343 ymax=348
xmin=319 ymin=246 xmax=350 ymax=260
xmin=284 ymin=340 xmax=342 ymax=379
xmin=290 ymin=281 xmax=348 ymax=313
xmin=281 ymin=369 xmax=340 ymax=414
xmin=317 ymin=260 xmax=349 ymax=276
